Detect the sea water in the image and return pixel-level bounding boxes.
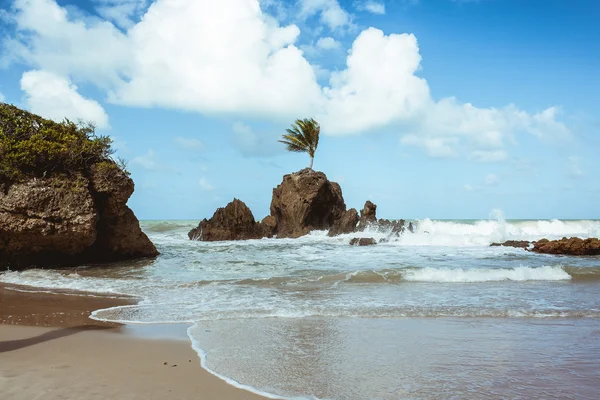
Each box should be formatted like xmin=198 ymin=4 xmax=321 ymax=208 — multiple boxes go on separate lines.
xmin=2 ymin=217 xmax=600 ymax=399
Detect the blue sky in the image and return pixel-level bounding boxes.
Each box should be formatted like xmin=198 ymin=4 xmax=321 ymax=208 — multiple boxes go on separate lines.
xmin=0 ymin=0 xmax=598 ymax=220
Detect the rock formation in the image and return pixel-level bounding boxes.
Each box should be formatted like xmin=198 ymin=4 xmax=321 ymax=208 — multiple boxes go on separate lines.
xmin=0 ymin=103 xmax=157 ymax=270
xmin=270 ymin=168 xmax=346 ymax=238
xmin=188 ymin=199 xmax=271 ymax=241
xmin=357 ymin=201 xmax=377 ymax=230
xmin=0 ymin=164 xmax=158 ymax=270
xmin=490 ymin=240 xmax=531 ymax=249
xmin=190 ymin=170 xmax=414 ymax=242
xmin=328 ymin=209 xmax=359 ymax=237
xmin=349 ymin=238 xmax=377 ymax=246
xmin=531 ymin=237 xmax=600 ymax=256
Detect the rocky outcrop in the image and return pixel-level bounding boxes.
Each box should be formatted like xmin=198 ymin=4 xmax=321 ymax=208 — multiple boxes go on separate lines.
xmin=376 ymin=219 xmax=407 ymax=235
xmin=490 ymin=240 xmax=531 ymax=249
xmin=357 ymin=201 xmax=377 ymax=230
xmin=270 ymin=168 xmax=346 ymax=238
xmin=531 ymin=237 xmax=600 ymax=256
xmin=188 ymin=199 xmax=269 ymax=241
xmin=350 ymin=237 xmax=377 ymax=246
xmin=0 ymin=162 xmax=158 ymax=270
xmin=328 ymin=209 xmax=359 ymax=236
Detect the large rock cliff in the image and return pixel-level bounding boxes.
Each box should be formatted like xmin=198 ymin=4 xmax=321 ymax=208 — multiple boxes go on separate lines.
xmin=0 ymin=103 xmax=158 ymax=270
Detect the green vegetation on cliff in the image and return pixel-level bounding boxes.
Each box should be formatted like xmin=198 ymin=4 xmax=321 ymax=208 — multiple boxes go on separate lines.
xmin=0 ymin=103 xmax=118 ymax=185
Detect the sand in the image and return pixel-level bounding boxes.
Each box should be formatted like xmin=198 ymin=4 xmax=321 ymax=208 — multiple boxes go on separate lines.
xmin=0 ymin=284 xmax=266 ymax=400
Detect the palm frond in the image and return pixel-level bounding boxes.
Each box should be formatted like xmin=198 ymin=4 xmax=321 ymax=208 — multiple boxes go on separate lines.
xmin=279 ymin=118 xmax=321 ymax=166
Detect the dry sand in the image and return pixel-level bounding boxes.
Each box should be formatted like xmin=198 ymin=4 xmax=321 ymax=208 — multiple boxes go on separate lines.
xmin=0 ymin=284 xmax=266 ymax=400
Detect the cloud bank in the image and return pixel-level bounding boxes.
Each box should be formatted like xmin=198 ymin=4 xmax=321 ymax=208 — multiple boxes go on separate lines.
xmin=3 ymin=0 xmax=570 ymax=160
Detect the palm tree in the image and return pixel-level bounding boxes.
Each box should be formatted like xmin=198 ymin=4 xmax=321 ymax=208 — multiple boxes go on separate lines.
xmin=279 ymin=118 xmax=320 ymax=170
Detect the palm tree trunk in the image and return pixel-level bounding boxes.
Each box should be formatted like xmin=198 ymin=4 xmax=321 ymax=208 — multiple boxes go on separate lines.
xmin=309 ymin=156 xmax=314 ymax=170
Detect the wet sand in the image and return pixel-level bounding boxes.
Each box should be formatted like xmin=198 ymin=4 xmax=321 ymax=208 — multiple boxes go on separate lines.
xmin=0 ymin=284 xmax=265 ymax=400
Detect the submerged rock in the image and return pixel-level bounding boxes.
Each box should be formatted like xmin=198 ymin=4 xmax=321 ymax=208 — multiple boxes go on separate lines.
xmin=490 ymin=240 xmax=531 ymax=249
xmin=188 ymin=199 xmax=267 ymax=241
xmin=328 ymin=208 xmax=359 ymax=237
xmin=270 ymin=168 xmax=346 ymax=238
xmin=349 ymin=237 xmax=377 ymax=246
xmin=531 ymin=237 xmax=600 ymax=256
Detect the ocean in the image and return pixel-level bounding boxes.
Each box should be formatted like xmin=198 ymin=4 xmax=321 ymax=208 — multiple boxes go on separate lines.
xmin=2 ymin=217 xmax=600 ymax=399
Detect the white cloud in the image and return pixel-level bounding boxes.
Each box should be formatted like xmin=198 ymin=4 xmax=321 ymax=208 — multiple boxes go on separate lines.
xmin=20 ymin=70 xmax=109 ymax=128
xmin=321 ymin=28 xmax=430 ymax=135
xmin=232 ymin=121 xmax=281 ymax=157
xmin=6 ymin=0 xmax=130 ymax=89
xmin=299 ymin=0 xmax=353 ymax=30
xmin=484 ymin=173 xmax=498 ymax=186
xmin=567 ymin=156 xmax=584 ymax=178
xmin=401 ymin=135 xmax=458 ymax=158
xmin=199 ymin=177 xmax=214 ymax=191
xmin=175 ymin=136 xmax=204 ymax=151
xmin=469 ymin=150 xmax=508 ymax=163
xmin=463 ymin=184 xmax=474 ymax=192
xmin=356 ymin=1 xmax=386 ymax=15
xmin=132 ymin=149 xmax=165 ymax=170
xmin=316 ymin=36 xmax=341 ymax=50
xmin=93 ymin=0 xmax=149 ymax=29
xmin=4 ymin=0 xmax=571 ymax=163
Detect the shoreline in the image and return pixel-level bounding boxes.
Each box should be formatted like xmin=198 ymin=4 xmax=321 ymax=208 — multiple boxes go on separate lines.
xmin=0 ymin=283 xmax=266 ymax=400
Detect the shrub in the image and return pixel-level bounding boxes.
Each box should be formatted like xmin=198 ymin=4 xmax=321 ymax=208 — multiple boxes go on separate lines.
xmin=0 ymin=103 xmax=119 ymax=184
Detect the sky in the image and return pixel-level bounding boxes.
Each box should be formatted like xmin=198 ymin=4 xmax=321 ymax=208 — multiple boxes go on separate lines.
xmin=0 ymin=0 xmax=598 ymax=220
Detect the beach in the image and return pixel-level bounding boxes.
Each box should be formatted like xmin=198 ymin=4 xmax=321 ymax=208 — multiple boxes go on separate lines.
xmin=0 ymin=284 xmax=265 ymax=400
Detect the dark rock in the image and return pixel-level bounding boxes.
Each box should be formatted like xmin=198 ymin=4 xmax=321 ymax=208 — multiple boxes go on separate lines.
xmin=349 ymin=237 xmax=377 ymax=246
xmin=377 ymin=219 xmax=406 ymax=235
xmin=408 ymin=222 xmax=414 ymax=233
xmin=188 ymin=199 xmax=265 ymax=241
xmin=270 ymin=169 xmax=346 ymax=238
xmin=531 ymin=237 xmax=600 ymax=256
xmin=490 ymin=240 xmax=531 ymax=249
xmin=0 ymin=163 xmax=158 ymax=270
xmin=357 ymin=201 xmax=377 ymax=230
xmin=258 ymin=215 xmax=277 ymax=238
xmin=328 ymin=208 xmax=359 ymax=236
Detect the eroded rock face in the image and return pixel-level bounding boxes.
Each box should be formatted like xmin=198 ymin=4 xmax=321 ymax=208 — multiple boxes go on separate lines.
xmin=328 ymin=208 xmax=359 ymax=237
xmin=531 ymin=237 xmax=600 ymax=256
xmin=188 ymin=199 xmax=266 ymax=241
xmin=0 ymin=163 xmax=158 ymax=270
xmin=349 ymin=237 xmax=377 ymax=246
xmin=270 ymin=169 xmax=346 ymax=238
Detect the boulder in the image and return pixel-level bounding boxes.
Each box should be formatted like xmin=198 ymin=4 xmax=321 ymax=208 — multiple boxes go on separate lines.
xmin=349 ymin=237 xmax=377 ymax=246
xmin=328 ymin=208 xmax=359 ymax=237
xmin=270 ymin=169 xmax=346 ymax=238
xmin=0 ymin=163 xmax=158 ymax=270
xmin=531 ymin=237 xmax=600 ymax=256
xmin=188 ymin=199 xmax=265 ymax=241
xmin=490 ymin=240 xmax=531 ymax=249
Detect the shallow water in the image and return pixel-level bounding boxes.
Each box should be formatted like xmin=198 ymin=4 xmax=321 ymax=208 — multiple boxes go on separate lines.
xmin=2 ymin=218 xmax=600 ymax=399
